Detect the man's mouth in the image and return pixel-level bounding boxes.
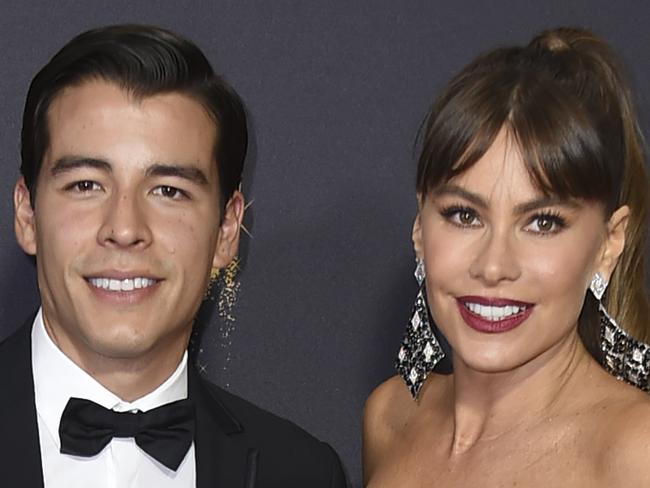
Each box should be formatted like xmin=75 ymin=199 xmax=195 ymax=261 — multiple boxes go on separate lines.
xmin=86 ymin=277 xmax=159 ymax=292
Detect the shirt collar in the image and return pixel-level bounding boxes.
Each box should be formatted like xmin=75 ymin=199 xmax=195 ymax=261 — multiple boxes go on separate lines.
xmin=32 ymin=308 xmax=188 ymax=448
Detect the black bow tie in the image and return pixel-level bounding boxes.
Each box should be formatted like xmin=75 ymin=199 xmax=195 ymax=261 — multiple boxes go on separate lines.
xmin=59 ymin=397 xmax=195 ymax=471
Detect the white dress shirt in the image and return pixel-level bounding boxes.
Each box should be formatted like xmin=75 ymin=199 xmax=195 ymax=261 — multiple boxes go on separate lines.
xmin=31 ymin=309 xmax=196 ymax=488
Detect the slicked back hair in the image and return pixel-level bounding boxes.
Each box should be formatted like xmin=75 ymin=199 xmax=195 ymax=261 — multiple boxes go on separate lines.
xmin=21 ymin=24 xmax=247 ymax=209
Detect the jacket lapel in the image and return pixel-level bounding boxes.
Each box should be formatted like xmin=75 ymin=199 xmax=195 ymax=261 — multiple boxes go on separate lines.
xmin=189 ymin=365 xmax=254 ymax=488
xmin=0 ymin=319 xmax=254 ymax=488
xmin=0 ymin=318 xmax=44 ymax=487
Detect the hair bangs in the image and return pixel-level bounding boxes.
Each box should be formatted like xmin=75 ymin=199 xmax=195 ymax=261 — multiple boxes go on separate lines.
xmin=417 ymin=56 xmax=623 ymax=214
xmin=507 ymin=73 xmax=621 ymax=213
xmin=416 ymin=62 xmax=516 ymax=195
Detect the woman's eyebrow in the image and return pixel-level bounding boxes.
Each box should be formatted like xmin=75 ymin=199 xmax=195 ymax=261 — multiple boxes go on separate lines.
xmin=433 ymin=184 xmax=581 ymax=214
xmin=513 ymin=197 xmax=581 ymax=215
xmin=433 ymin=185 xmax=487 ymax=209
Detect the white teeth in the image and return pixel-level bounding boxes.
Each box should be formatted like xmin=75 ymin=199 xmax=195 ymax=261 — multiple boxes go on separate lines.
xmin=88 ymin=277 xmax=157 ymax=292
xmin=465 ymin=302 xmax=525 ymax=321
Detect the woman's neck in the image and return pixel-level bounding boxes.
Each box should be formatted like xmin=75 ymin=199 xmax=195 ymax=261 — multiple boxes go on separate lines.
xmin=445 ymin=329 xmax=595 ymax=456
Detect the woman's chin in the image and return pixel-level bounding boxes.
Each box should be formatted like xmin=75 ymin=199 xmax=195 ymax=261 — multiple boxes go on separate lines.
xmin=453 ymin=346 xmax=529 ymax=374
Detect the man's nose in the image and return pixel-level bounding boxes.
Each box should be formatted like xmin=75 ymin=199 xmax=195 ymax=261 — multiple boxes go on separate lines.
xmin=97 ymin=192 xmax=152 ymax=249
xmin=468 ymin=226 xmax=521 ymax=286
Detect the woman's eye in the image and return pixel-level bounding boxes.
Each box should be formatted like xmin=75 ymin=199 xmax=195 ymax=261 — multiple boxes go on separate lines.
xmin=457 ymin=209 xmax=477 ymax=225
xmin=525 ymin=213 xmax=566 ymax=234
xmin=152 ymin=185 xmax=187 ymax=199
xmin=440 ymin=206 xmax=481 ymax=227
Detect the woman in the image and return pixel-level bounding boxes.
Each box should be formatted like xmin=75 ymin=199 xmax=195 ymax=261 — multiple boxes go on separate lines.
xmin=363 ymin=28 xmax=650 ymax=487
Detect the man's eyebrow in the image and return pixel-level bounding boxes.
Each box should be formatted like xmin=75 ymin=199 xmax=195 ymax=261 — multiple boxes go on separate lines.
xmin=50 ymin=158 xmax=210 ymax=187
xmin=50 ymin=156 xmax=112 ymax=176
xmin=433 ymin=184 xmax=581 ymax=213
xmin=145 ymin=163 xmax=210 ymax=186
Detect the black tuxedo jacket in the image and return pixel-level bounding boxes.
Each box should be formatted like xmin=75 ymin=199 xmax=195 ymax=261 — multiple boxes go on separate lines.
xmin=0 ymin=320 xmax=347 ymax=487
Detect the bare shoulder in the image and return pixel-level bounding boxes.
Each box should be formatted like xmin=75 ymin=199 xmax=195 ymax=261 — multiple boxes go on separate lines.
xmin=364 ymin=375 xmax=413 ymax=432
xmin=363 ymin=375 xmax=412 ymax=453
xmin=362 ymin=375 xmax=413 ymax=483
xmin=597 ymin=384 xmax=650 ymax=485
xmin=363 ymin=374 xmax=449 ymax=483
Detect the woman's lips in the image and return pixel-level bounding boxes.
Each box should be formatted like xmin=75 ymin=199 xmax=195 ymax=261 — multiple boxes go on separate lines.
xmin=456 ymin=296 xmax=535 ymax=333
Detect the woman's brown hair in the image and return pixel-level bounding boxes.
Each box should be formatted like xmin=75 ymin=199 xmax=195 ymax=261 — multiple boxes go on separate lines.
xmin=416 ymin=27 xmax=650 ymax=346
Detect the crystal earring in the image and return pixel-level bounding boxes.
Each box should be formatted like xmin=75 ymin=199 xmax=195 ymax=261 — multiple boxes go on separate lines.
xmin=395 ymin=258 xmax=445 ymax=399
xmin=592 ymin=272 xmax=650 ymax=391
xmin=589 ymin=272 xmax=607 ymax=300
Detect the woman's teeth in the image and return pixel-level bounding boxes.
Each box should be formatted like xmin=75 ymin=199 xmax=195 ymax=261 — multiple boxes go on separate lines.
xmin=88 ymin=277 xmax=157 ymax=291
xmin=464 ymin=302 xmax=526 ymax=321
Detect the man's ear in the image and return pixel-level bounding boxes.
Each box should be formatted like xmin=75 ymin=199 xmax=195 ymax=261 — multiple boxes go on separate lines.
xmin=595 ymin=205 xmax=629 ymax=282
xmin=14 ymin=178 xmax=37 ymax=256
xmin=212 ymin=190 xmax=245 ymax=269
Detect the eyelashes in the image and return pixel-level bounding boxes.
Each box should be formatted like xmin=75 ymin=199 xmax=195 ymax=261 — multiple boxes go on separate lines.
xmin=63 ymin=180 xmax=102 ymax=193
xmin=440 ymin=204 xmax=480 ymax=227
xmin=61 ymin=180 xmax=191 ymax=201
xmin=527 ymin=210 xmax=567 ymax=234
xmin=438 ymin=203 xmax=568 ymax=235
xmin=151 ymin=185 xmax=190 ymax=200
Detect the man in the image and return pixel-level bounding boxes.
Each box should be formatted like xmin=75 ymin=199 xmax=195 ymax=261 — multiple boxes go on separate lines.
xmin=2 ymin=24 xmax=346 ymax=487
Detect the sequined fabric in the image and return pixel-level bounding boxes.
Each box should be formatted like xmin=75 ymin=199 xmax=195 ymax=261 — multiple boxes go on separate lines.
xmin=600 ymin=305 xmax=650 ymax=392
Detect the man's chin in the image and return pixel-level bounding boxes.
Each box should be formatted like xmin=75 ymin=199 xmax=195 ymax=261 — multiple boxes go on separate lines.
xmin=77 ymin=334 xmax=156 ymax=361
xmin=68 ymin=321 xmax=169 ymax=359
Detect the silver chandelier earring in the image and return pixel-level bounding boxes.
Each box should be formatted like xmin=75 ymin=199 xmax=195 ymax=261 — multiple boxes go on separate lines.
xmin=395 ymin=258 xmax=445 ymax=399
xmin=593 ymin=272 xmax=650 ymax=391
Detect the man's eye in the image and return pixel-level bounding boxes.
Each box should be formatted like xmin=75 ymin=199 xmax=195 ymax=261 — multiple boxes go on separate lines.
xmin=152 ymin=185 xmax=187 ymax=199
xmin=66 ymin=180 xmax=101 ymax=192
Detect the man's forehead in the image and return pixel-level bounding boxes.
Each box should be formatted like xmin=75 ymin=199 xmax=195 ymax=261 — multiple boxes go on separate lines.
xmin=43 ymin=80 xmax=219 ymax=178
xmin=47 ymin=80 xmax=214 ymax=128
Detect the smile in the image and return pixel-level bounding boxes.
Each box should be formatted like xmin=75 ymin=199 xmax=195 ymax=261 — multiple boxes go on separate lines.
xmin=463 ymin=302 xmax=527 ymax=321
xmin=456 ymin=296 xmax=534 ymax=333
xmin=87 ymin=277 xmax=158 ymax=292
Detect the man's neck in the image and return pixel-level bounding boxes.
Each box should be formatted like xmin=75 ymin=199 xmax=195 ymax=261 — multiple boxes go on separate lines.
xmin=71 ymin=345 xmax=189 ymax=402
xmin=41 ymin=314 xmax=191 ymax=402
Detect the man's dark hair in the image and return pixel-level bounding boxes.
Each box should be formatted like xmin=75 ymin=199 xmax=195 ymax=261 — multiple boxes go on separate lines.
xmin=21 ymin=24 xmax=247 ymax=207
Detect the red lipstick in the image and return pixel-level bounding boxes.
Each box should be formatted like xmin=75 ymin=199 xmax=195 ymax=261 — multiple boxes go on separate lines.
xmin=456 ymin=296 xmax=534 ymax=333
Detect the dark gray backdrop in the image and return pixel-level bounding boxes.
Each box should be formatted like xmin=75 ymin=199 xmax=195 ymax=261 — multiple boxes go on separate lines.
xmin=1 ymin=2 xmax=649 ymax=486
